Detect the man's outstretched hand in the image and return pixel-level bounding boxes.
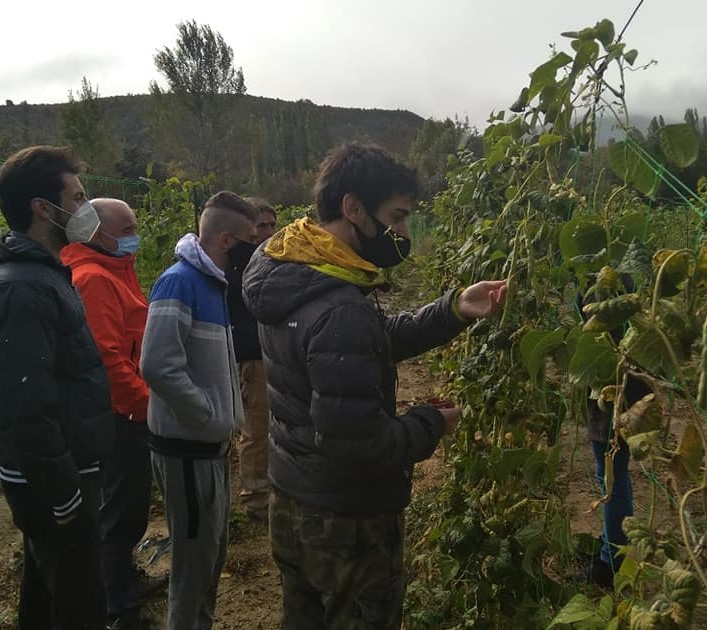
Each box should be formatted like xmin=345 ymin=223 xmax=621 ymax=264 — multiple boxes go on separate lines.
xmin=456 ymin=280 xmax=507 ymax=321
xmin=438 ymin=407 xmax=462 ymax=435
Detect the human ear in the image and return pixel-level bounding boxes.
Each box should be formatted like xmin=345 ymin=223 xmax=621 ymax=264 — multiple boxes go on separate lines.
xmin=30 ymin=197 xmax=52 ymax=221
xmin=341 ymin=193 xmax=367 ymax=226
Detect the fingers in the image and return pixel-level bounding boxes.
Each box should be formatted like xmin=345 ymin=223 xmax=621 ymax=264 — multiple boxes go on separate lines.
xmin=478 ymin=279 xmax=508 ymax=290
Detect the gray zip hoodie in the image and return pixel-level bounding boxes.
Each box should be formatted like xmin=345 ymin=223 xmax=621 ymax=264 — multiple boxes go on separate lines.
xmin=141 ymin=234 xmax=243 ymax=445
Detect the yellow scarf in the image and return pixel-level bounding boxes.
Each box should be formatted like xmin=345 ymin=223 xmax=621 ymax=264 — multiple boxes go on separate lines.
xmin=264 ymin=217 xmax=386 ymax=288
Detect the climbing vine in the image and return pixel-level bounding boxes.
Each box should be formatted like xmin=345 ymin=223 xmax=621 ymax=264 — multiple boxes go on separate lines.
xmin=406 ymin=15 xmax=707 ymax=630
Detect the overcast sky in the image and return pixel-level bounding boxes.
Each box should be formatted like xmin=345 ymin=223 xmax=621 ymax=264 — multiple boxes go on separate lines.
xmin=2 ymin=0 xmax=705 ymax=129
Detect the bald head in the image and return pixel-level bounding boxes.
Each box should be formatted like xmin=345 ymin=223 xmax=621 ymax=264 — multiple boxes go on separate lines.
xmin=91 ymin=197 xmax=138 ymax=254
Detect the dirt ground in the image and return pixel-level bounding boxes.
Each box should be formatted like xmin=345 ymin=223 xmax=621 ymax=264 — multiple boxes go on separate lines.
xmin=0 ymin=359 xmax=443 ymax=630
xmin=0 ymin=359 xmax=699 ymax=629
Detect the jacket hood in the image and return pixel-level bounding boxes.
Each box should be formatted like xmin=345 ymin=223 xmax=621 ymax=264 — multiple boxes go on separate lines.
xmin=61 ymin=242 xmax=136 ymax=272
xmin=242 ymin=246 xmax=351 ymax=325
xmin=264 ymin=218 xmax=384 ymax=287
xmin=175 ymin=233 xmax=227 ymax=284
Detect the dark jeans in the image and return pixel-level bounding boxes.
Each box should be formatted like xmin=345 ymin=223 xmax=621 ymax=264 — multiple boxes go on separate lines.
xmin=591 ymin=440 xmax=633 ymax=567
xmin=270 ymin=491 xmax=404 ymax=630
xmin=100 ymin=416 xmax=152 ymax=616
xmin=2 ymin=475 xmax=106 ymax=630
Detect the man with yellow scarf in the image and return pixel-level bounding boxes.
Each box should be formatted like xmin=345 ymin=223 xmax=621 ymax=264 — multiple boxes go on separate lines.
xmin=242 ymin=142 xmax=506 ymax=629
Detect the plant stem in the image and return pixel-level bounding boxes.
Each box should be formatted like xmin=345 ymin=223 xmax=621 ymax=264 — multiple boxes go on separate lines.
xmin=679 ymin=485 xmax=707 ymax=592
xmin=650 ymin=249 xmax=693 ymax=322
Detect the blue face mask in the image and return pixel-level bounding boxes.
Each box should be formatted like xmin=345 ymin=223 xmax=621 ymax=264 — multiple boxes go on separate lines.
xmin=106 ymin=233 xmax=140 ymax=257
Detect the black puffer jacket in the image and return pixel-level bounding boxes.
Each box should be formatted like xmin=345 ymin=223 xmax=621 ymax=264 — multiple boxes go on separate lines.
xmin=0 ymin=232 xmax=113 ymax=519
xmin=242 ymin=247 xmax=468 ymax=515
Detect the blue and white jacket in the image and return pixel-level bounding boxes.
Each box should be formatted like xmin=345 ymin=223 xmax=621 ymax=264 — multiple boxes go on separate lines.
xmin=141 ymin=234 xmax=243 ymax=447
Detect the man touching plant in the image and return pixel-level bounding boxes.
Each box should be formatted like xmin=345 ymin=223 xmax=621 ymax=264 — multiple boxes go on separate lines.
xmin=242 ymin=142 xmax=506 ymax=629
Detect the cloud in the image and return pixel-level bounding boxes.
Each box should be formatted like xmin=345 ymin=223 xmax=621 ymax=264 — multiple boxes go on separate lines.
xmin=0 ymin=54 xmax=119 ymax=103
xmin=629 ymin=80 xmax=707 ymax=121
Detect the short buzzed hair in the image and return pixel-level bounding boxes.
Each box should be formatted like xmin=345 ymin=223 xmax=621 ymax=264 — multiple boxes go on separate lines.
xmin=199 ymin=191 xmax=257 ymax=242
xmin=205 ymin=191 xmax=257 ymax=222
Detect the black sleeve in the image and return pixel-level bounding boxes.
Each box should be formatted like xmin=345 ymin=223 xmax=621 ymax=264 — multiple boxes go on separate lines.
xmin=385 ymin=289 xmax=468 ymax=363
xmin=306 ymin=303 xmax=444 ymax=481
xmin=0 ymin=283 xmax=82 ymax=520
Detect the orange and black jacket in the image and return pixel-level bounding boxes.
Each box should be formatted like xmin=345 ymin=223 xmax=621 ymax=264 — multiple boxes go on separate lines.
xmin=62 ymin=243 xmax=149 ymax=422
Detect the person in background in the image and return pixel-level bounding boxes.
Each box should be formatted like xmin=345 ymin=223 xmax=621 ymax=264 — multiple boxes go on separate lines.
xmin=583 ymin=376 xmax=652 ymax=588
xmin=242 ymin=142 xmax=506 ymax=629
xmin=578 ymin=277 xmax=653 ymax=589
xmin=140 ymin=191 xmax=256 ymax=630
xmin=61 ymin=198 xmax=167 ymax=629
xmin=226 ymin=197 xmax=277 ymax=520
xmin=0 ymin=146 xmax=114 ymax=630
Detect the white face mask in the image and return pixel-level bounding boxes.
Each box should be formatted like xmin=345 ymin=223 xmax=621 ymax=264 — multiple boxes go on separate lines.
xmin=45 ymin=199 xmax=101 ymax=243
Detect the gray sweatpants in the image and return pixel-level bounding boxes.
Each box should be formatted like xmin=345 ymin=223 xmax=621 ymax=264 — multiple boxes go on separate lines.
xmin=151 ymin=453 xmax=230 ymax=630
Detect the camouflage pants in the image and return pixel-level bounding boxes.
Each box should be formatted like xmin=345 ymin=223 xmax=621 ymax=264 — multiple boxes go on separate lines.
xmin=270 ymin=491 xmax=404 ymax=630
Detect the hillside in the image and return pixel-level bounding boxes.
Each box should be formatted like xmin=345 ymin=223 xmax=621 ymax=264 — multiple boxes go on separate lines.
xmin=0 ymin=94 xmax=426 ymax=203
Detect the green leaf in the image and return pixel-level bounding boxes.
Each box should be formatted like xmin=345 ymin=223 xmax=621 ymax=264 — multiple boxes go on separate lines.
xmin=620 ymin=320 xmax=674 ymax=378
xmin=521 ymin=536 xmax=544 ymax=579
xmin=522 ymin=450 xmax=549 ymax=491
xmin=611 ymin=211 xmax=648 ymax=262
xmin=528 ymin=52 xmax=573 ymax=101
xmin=489 ymin=447 xmax=535 ymax=483
xmin=572 ymin=39 xmax=600 ymax=76
xmin=548 ymin=594 xmax=601 ymax=627
xmin=617 ymin=555 xmax=640 ymax=580
xmin=559 ymin=216 xmax=607 ymax=261
xmin=439 ymin=556 xmax=460 ymax=583
xmin=515 ymin=520 xmax=545 ymax=547
xmin=624 ymin=49 xmax=638 ymax=65
xmin=614 ymin=211 xmax=648 ymax=243
xmin=505 ymin=185 xmax=519 ymax=201
xmin=659 ymin=123 xmax=699 ymax=168
xmin=455 ymin=181 xmax=475 ymax=206
xmin=652 ymin=249 xmax=693 ymax=296
xmin=598 ymin=594 xmax=613 ymax=619
xmin=538 ymin=133 xmax=564 ymax=147
xmin=595 ymin=19 xmax=615 ymax=48
xmin=486 ymin=136 xmax=513 ymax=169
xmin=608 ymin=141 xmax=659 ymax=198
xmin=520 ymin=329 xmax=566 ymax=381
xmin=605 ymin=42 xmax=626 ymax=63
xmin=568 ymin=332 xmax=617 ymax=387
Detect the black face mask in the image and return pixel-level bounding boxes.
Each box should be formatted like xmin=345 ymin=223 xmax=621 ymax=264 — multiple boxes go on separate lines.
xmin=354 ymin=216 xmax=411 ymax=268
xmin=227 ymin=240 xmax=257 ymax=272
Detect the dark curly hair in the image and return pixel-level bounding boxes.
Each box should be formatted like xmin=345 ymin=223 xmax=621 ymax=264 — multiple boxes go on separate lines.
xmin=314 ymin=142 xmax=418 ymax=223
